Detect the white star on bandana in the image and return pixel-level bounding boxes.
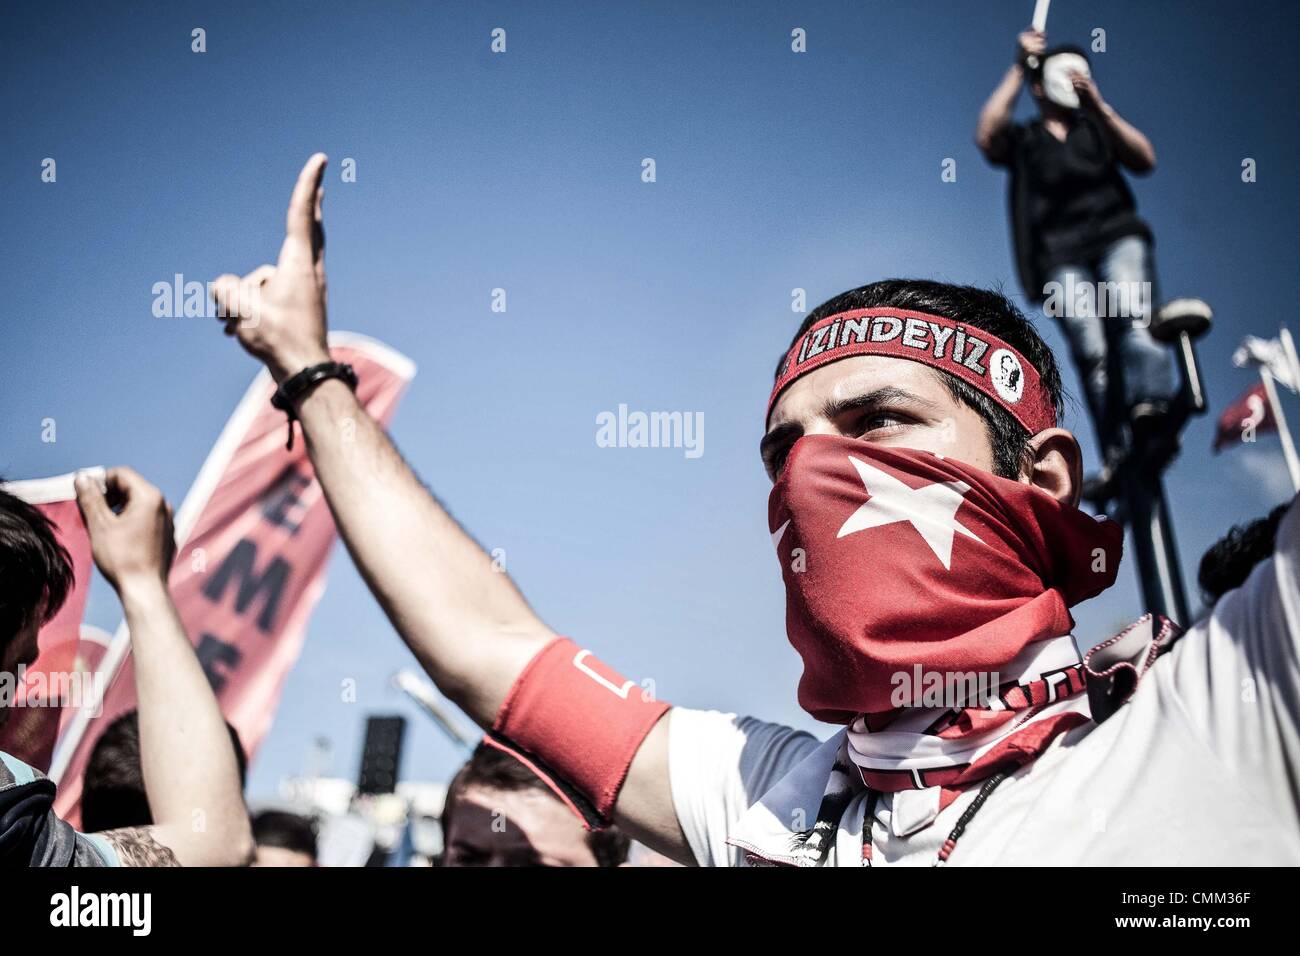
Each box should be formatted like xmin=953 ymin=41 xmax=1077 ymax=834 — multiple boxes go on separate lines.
xmin=836 ymin=455 xmax=981 ymax=570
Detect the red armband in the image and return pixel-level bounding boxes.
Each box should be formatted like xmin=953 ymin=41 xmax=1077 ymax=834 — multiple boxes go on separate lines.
xmin=487 ymin=637 xmax=670 ymax=829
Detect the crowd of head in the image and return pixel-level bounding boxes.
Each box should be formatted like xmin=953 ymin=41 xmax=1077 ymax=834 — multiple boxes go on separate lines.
xmin=0 ymin=480 xmax=649 ymax=865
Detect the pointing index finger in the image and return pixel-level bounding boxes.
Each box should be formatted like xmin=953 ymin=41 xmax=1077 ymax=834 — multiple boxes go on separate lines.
xmin=284 ymin=153 xmax=328 ymax=253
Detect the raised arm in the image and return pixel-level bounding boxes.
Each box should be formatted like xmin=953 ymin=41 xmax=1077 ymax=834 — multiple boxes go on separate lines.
xmin=209 ymin=155 xmax=551 ymax=723
xmin=1072 ymin=73 xmax=1157 ymax=174
xmin=75 ymin=469 xmax=252 ymax=867
xmin=291 ymin=378 xmax=551 ymax=720
xmin=975 ymin=30 xmax=1040 ymax=164
xmin=208 ymin=156 xmax=687 ymax=859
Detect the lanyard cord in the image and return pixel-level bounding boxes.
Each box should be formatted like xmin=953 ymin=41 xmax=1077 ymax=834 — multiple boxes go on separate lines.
xmin=860 ymin=771 xmax=1010 ymax=867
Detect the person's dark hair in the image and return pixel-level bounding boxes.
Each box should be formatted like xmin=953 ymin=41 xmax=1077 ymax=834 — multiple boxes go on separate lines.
xmin=442 ymin=743 xmax=631 ymax=867
xmin=0 ymin=486 xmax=74 ymax=654
xmin=1197 ymin=504 xmax=1288 ymax=606
xmin=82 ymin=710 xmax=250 ymax=832
xmin=251 ymin=809 xmax=319 ymax=859
xmin=1028 ymin=43 xmax=1091 ymax=83
xmin=780 ymin=280 xmax=1065 ymax=479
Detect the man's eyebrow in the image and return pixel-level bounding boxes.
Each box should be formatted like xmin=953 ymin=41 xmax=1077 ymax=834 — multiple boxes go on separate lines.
xmin=760 ymin=421 xmax=802 ymax=459
xmin=820 ymin=385 xmax=938 ymax=420
xmin=762 ymin=386 xmax=940 ymax=460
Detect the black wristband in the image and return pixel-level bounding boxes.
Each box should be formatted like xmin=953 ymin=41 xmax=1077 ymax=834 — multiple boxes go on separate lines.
xmin=271 ymin=361 xmax=358 ymax=451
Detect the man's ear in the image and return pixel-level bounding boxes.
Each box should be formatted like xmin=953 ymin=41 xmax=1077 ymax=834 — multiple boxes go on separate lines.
xmin=1024 ymin=428 xmax=1082 ymax=507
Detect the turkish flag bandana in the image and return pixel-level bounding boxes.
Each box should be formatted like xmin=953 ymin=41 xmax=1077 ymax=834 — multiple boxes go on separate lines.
xmin=770 ymin=434 xmax=1122 ymax=725
xmin=769 ymin=436 xmax=1123 ymax=860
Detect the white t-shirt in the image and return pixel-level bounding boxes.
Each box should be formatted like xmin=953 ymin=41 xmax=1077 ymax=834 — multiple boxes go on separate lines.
xmin=668 ymin=495 xmax=1300 ymax=866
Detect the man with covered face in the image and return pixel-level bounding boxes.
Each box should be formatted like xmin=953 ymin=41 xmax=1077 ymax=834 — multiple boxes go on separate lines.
xmin=207 ymin=155 xmax=1300 ymax=866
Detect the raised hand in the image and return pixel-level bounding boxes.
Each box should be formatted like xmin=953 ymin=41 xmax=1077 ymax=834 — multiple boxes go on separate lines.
xmin=75 ymin=467 xmax=176 ymax=592
xmin=1071 ymin=71 xmax=1105 ymax=112
xmin=75 ymin=468 xmax=254 ymax=867
xmin=210 ymin=153 xmax=332 ymax=382
xmin=1017 ymin=29 xmax=1046 ymax=64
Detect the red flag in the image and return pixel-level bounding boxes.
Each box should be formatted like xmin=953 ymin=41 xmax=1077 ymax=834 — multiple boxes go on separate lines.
xmin=767 ymin=436 xmax=1121 ymax=724
xmin=0 ymin=472 xmax=102 ymax=772
xmin=49 ymin=333 xmax=415 ymax=825
xmin=1213 ymin=382 xmax=1275 ymax=451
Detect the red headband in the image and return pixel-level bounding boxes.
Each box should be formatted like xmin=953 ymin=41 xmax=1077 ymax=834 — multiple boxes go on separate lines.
xmin=767 ymin=308 xmax=1057 ymax=435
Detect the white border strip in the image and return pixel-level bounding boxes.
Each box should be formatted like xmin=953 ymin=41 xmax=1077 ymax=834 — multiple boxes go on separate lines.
xmin=2 ymin=467 xmax=105 ymax=505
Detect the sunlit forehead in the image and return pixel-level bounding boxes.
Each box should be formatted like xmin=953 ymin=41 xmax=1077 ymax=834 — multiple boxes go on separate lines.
xmin=767 ymin=355 xmax=955 ymax=433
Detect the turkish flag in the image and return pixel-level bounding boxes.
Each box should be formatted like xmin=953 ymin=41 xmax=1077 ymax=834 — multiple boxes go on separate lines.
xmin=1213 ymin=382 xmax=1275 ymax=451
xmin=769 ymin=436 xmax=1122 ymax=724
xmin=0 ymin=472 xmax=101 ymax=773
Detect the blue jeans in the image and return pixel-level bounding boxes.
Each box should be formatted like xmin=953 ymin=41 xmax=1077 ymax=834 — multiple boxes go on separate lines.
xmin=1043 ymin=236 xmax=1176 ymax=452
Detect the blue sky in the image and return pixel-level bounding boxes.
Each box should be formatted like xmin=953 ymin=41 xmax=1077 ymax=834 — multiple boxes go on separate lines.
xmin=3 ymin=0 xmax=1297 ymax=801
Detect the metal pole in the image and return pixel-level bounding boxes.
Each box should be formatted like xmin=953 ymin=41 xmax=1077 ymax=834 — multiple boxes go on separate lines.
xmin=1259 ymin=367 xmax=1300 ymax=493
xmin=1111 ymin=305 xmax=1210 ymax=626
xmin=392 ymin=670 xmax=476 ymax=751
xmin=1123 ymin=475 xmax=1191 ymax=624
xmin=1279 ymin=327 xmax=1300 ymax=392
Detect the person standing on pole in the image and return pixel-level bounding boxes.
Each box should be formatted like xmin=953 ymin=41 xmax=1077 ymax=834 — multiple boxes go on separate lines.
xmin=976 ymin=28 xmax=1177 ymax=491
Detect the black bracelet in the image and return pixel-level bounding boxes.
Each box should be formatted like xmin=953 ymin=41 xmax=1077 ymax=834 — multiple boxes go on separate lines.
xmin=270 ymin=361 xmax=359 ymax=451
